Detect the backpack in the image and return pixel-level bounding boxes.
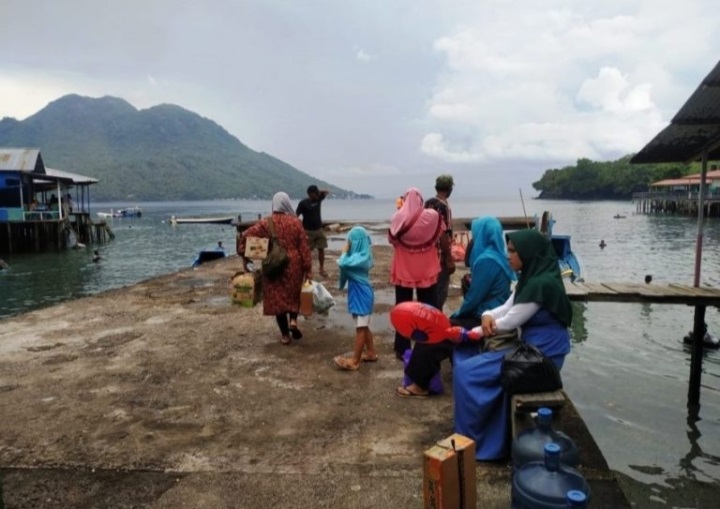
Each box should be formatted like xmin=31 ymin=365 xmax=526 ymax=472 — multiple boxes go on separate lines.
xmin=261 ymin=217 xmax=290 ymax=280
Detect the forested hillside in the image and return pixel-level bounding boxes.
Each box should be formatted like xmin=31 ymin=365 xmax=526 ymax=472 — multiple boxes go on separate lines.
xmin=532 ymin=155 xmax=693 ymax=200
xmin=0 ymin=95 xmax=364 ymax=201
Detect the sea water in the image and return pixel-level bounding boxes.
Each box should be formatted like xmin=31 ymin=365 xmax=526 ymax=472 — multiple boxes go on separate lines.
xmin=1 ymin=196 xmax=719 ymax=507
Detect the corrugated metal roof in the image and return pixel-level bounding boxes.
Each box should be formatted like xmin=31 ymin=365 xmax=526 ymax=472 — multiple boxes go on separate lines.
xmin=650 ymin=177 xmax=708 ymax=187
xmin=0 ymin=148 xmax=45 ymax=172
xmin=631 ymin=60 xmax=720 ymax=164
xmin=45 ymin=167 xmax=98 ymax=185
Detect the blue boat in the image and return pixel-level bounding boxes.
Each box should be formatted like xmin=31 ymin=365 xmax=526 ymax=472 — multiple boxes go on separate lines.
xmin=539 ymin=212 xmax=583 ymax=283
xmin=191 ymin=244 xmax=227 ymax=267
xmin=459 ymin=211 xmax=583 ymax=282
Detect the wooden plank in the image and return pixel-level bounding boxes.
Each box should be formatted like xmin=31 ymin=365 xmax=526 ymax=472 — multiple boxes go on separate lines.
xmin=587 ymin=282 xmax=621 ymax=295
xmin=668 ymin=284 xmax=720 ymax=298
xmin=512 ymin=391 xmax=567 ymax=411
xmin=563 ymin=281 xmax=588 ymax=297
xmin=511 ymin=391 xmax=567 ymax=439
xmin=600 ymin=283 xmax=666 ymax=297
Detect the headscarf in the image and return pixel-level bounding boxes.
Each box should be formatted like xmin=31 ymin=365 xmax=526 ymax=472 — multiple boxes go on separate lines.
xmin=388 ymin=188 xmax=443 ymax=252
xmin=272 ymin=192 xmax=296 ymax=215
xmin=468 ymin=217 xmax=516 ymax=283
xmin=337 ymin=226 xmax=373 ymax=289
xmin=507 ymin=229 xmax=572 ymax=327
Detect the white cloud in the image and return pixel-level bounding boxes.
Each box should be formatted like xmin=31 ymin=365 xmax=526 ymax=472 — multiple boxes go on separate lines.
xmin=422 ymin=1 xmax=719 ymax=166
xmin=355 ymin=49 xmax=374 ymax=62
xmin=0 ymin=0 xmax=717 ymax=198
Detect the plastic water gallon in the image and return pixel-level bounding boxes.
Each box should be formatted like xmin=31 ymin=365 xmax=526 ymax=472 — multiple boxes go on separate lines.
xmin=566 ymin=490 xmax=588 ymax=508
xmin=512 ymin=407 xmax=579 ymax=469
xmin=512 ymin=443 xmax=590 ymax=509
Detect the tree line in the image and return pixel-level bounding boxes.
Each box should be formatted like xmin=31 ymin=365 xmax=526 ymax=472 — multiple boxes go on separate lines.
xmin=532 ymin=155 xmax=694 ymax=200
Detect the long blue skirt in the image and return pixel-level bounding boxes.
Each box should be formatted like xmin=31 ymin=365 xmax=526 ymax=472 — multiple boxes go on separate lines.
xmin=452 ymin=348 xmax=510 ymax=461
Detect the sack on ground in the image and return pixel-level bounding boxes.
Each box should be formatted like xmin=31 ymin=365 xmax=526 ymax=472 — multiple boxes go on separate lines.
xmin=500 ymin=342 xmax=562 ymax=395
xmin=261 ymin=241 xmax=289 ymax=279
xmin=311 ymin=280 xmax=335 ymax=315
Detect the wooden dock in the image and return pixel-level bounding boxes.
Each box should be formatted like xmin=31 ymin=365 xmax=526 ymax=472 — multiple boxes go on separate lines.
xmin=564 ymin=281 xmax=720 ymax=305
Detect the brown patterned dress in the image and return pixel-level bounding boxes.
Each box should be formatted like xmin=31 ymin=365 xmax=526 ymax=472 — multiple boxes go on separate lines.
xmin=239 ymin=213 xmax=312 ymax=315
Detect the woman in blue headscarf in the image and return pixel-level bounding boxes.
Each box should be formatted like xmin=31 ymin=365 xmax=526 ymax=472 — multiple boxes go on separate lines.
xmin=396 ymin=216 xmax=514 ymax=397
xmin=334 ymin=226 xmax=377 ymax=370
xmin=453 ymin=228 xmax=572 ymax=460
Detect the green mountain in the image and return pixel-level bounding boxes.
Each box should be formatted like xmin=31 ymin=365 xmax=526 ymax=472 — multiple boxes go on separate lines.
xmin=0 ymin=94 xmax=366 ymax=201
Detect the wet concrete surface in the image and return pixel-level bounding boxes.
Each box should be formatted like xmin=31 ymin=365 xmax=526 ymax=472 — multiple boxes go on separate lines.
xmin=0 ymin=247 xmax=630 ymax=508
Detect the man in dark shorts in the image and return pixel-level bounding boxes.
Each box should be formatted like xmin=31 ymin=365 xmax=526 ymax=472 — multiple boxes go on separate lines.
xmin=425 ymin=174 xmax=455 ymax=310
xmin=296 ymin=185 xmax=330 ymax=276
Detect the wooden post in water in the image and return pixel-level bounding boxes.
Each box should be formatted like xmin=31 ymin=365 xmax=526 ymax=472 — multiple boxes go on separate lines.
xmin=689 ymin=305 xmax=706 ymax=408
xmin=688 ymin=150 xmax=708 ymax=408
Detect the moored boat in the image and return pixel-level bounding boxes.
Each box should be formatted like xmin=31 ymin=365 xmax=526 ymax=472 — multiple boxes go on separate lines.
xmin=171 ymin=215 xmax=235 ymax=225
xmin=97 ymin=207 xmax=142 ymax=219
xmin=458 ymin=211 xmax=583 ymax=282
xmin=191 ymin=244 xmax=228 ymax=267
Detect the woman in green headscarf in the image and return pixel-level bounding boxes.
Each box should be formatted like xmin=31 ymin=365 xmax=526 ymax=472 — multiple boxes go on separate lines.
xmin=453 ymin=228 xmax=572 ymax=460
xmin=480 ymin=228 xmax=572 ymax=366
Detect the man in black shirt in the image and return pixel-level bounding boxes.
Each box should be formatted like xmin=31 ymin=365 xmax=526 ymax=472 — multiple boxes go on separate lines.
xmin=296 ymin=185 xmax=330 ymax=276
xmin=425 ymin=174 xmax=455 ymax=310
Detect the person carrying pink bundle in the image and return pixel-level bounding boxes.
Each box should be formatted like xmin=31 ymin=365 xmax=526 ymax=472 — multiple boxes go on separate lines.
xmin=333 ymin=226 xmax=377 ymax=371
xmin=388 ymin=187 xmax=447 ymax=361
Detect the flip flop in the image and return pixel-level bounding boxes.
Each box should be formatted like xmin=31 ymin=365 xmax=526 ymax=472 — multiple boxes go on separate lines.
xmin=334 ymin=356 xmax=360 ymax=371
xmin=395 ymin=386 xmax=429 ymax=398
xmin=280 ymin=335 xmax=291 ymax=345
xmin=361 ymin=353 xmax=379 ymax=363
xmin=289 ymin=322 xmax=303 ymax=340
xmin=320 ymin=271 xmax=329 ymax=277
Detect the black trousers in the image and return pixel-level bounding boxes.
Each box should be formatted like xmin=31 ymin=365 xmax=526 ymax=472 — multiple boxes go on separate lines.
xmin=393 ymin=284 xmax=439 ymax=357
xmin=405 ymin=315 xmax=480 ymax=390
xmin=275 ymin=312 xmax=299 ymax=336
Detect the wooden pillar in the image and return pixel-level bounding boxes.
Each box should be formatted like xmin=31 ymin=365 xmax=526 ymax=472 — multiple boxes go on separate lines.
xmin=688 ymin=304 xmax=706 ymax=408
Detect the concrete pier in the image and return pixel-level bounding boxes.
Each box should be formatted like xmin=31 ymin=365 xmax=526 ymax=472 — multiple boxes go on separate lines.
xmin=0 ymin=248 xmax=630 ymax=508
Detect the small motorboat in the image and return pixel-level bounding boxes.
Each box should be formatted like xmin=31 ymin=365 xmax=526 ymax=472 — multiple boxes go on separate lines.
xmin=171 ymin=215 xmax=235 ymax=225
xmin=97 ymin=207 xmax=142 ymax=219
xmin=191 ymin=245 xmax=228 ymax=267
xmin=613 ymin=214 xmax=626 ymax=219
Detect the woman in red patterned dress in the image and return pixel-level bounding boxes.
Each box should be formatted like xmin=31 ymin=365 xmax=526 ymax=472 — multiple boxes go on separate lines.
xmin=239 ymin=192 xmax=312 ymax=344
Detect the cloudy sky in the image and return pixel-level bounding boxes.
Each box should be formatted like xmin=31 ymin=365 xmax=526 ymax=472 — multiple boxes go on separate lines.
xmin=1 ymin=0 xmax=717 ymax=198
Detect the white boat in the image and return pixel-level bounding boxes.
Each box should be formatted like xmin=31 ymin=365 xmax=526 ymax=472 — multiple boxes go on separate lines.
xmin=170 ymin=215 xmax=235 ymax=225
xmin=97 ymin=207 xmax=142 ymax=219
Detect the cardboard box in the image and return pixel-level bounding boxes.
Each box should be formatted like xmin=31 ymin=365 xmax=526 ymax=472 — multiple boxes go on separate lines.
xmin=230 ymin=270 xmax=262 ymax=307
xmin=244 ymin=237 xmax=269 ymax=260
xmin=423 ymin=434 xmax=476 ymax=509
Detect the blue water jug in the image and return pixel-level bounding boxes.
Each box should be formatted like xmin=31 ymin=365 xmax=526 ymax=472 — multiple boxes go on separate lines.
xmin=512 ymin=443 xmax=590 ymax=509
xmin=566 ymin=490 xmax=587 ymax=508
xmin=512 ymin=407 xmax=579 ymax=469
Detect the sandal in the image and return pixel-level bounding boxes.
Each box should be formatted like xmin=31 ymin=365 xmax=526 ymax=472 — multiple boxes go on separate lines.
xmin=361 ymin=353 xmax=379 ymax=363
xmin=334 ymin=356 xmax=360 ymax=371
xmin=280 ymin=335 xmax=291 ymax=345
xmin=395 ymin=386 xmax=429 ymax=398
xmin=320 ymin=270 xmax=329 ymax=277
xmin=289 ymin=321 xmax=303 ymax=340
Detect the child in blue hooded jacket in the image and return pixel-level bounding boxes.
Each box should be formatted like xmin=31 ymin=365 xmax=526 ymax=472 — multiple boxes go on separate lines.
xmin=333 ymin=226 xmax=377 ymax=370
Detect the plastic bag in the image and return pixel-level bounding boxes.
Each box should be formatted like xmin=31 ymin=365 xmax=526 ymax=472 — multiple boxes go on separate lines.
xmin=500 ymin=342 xmax=562 ymax=395
xmin=311 ymin=280 xmax=335 ymax=315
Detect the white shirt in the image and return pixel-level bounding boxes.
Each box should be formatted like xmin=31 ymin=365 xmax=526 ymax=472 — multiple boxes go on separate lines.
xmin=476 ymin=291 xmax=541 ymax=335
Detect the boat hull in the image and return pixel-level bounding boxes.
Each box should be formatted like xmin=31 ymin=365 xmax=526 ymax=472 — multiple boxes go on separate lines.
xmin=172 ymin=217 xmax=235 ymax=225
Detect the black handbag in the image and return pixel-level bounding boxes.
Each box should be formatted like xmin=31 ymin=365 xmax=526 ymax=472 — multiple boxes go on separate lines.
xmin=500 ymin=342 xmax=563 ymax=395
